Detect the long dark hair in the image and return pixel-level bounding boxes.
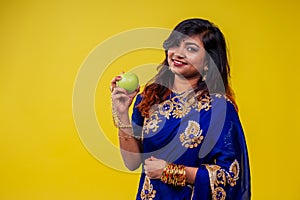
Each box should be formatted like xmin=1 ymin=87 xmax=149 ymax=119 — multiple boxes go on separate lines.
xmin=137 ymin=18 xmax=236 ymax=117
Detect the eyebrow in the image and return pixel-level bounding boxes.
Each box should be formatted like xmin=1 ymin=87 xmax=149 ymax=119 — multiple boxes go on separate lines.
xmin=184 ymin=42 xmax=200 ymax=48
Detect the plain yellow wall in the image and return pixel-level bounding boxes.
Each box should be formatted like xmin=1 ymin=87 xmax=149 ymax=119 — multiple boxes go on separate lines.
xmin=1 ymin=0 xmax=300 ymax=199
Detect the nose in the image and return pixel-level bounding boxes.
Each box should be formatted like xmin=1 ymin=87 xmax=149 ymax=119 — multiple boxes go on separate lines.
xmin=171 ymin=46 xmax=186 ymax=59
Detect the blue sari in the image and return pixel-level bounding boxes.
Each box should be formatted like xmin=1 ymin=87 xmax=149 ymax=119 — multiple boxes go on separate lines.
xmin=131 ymin=91 xmax=251 ymax=200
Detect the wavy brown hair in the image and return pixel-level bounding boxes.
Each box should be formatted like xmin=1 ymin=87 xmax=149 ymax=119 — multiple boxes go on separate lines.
xmin=137 ymin=18 xmax=237 ymax=117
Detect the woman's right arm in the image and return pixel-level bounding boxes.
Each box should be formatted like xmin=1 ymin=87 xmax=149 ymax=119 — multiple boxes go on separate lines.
xmin=118 ymin=125 xmax=142 ymax=171
xmin=110 ymin=75 xmax=142 ymax=171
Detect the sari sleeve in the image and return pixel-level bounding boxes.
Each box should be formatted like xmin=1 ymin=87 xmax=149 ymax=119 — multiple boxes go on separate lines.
xmin=131 ymin=94 xmax=144 ymax=139
xmin=192 ymin=99 xmax=251 ymax=200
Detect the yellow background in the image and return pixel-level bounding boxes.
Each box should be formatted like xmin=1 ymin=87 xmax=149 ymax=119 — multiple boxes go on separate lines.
xmin=1 ymin=0 xmax=300 ymax=199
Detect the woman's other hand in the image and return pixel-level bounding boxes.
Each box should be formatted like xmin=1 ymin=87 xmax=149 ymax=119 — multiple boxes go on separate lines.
xmin=144 ymin=156 xmax=167 ymax=179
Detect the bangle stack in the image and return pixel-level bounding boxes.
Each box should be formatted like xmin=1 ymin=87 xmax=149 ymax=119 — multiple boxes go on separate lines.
xmin=161 ymin=163 xmax=186 ymax=187
xmin=112 ymin=109 xmax=132 ymax=128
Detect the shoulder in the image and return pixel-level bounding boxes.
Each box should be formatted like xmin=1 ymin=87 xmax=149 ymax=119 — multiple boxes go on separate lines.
xmin=132 ymin=93 xmax=144 ymax=126
xmin=211 ymin=93 xmax=236 ymax=108
xmin=133 ymin=93 xmax=143 ymax=106
xmin=209 ymin=93 xmax=238 ymax=119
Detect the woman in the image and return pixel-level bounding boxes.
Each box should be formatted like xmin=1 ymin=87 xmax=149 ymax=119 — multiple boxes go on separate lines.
xmin=110 ymin=18 xmax=251 ymax=200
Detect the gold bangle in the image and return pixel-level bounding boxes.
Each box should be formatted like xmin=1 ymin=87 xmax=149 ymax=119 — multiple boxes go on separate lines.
xmin=118 ymin=134 xmax=134 ymax=139
xmin=112 ymin=109 xmax=132 ymax=128
xmin=118 ymin=134 xmax=141 ymax=140
xmin=161 ymin=163 xmax=186 ymax=187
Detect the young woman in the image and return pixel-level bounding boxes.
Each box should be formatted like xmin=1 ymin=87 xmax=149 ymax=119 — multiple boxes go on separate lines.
xmin=110 ymin=18 xmax=251 ymax=200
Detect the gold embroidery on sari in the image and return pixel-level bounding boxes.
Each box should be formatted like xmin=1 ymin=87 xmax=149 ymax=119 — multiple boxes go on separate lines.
xmin=140 ymin=176 xmax=156 ymax=200
xmin=172 ymin=102 xmax=191 ymax=118
xmin=205 ymin=159 xmax=240 ymax=200
xmin=143 ymin=112 xmax=162 ymax=134
xmin=158 ymin=100 xmax=173 ymax=119
xmin=212 ymin=187 xmax=226 ymax=200
xmin=193 ymin=94 xmax=212 ymax=112
xmin=142 ymin=92 xmax=228 ymax=136
xmin=227 ymin=159 xmax=240 ymax=187
xmin=215 ymin=93 xmax=233 ymax=105
xmin=216 ymin=169 xmax=227 ymax=186
xmin=180 ymin=120 xmax=204 ymax=148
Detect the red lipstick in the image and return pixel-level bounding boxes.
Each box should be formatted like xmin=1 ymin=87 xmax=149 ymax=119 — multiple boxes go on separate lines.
xmin=172 ymin=59 xmax=187 ymax=67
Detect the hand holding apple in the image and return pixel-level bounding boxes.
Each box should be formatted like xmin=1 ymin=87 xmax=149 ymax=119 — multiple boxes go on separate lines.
xmin=116 ymin=72 xmax=139 ymax=93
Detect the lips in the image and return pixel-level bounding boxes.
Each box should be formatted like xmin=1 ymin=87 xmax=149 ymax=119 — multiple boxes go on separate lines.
xmin=172 ymin=59 xmax=187 ymax=67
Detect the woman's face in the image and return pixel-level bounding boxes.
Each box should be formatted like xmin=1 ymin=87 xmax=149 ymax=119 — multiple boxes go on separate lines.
xmin=167 ymin=34 xmax=207 ymax=80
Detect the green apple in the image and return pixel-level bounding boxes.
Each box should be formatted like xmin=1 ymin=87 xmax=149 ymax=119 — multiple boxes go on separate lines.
xmin=116 ymin=72 xmax=139 ymax=93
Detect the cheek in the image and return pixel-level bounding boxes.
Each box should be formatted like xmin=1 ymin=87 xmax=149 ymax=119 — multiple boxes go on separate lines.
xmin=167 ymin=51 xmax=173 ymax=59
xmin=190 ymin=55 xmax=207 ymax=69
xmin=167 ymin=51 xmax=173 ymax=64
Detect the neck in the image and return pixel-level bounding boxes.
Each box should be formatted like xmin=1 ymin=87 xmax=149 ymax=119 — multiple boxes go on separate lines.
xmin=172 ymin=75 xmax=199 ymax=93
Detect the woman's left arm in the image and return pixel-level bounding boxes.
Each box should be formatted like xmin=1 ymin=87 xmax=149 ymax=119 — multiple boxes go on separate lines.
xmin=144 ymin=157 xmax=197 ymax=184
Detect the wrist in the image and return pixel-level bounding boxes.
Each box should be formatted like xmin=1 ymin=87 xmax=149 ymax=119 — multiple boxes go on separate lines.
xmin=112 ymin=109 xmax=132 ymax=129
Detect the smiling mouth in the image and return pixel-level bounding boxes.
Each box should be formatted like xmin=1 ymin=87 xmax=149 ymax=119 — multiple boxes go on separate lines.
xmin=172 ymin=59 xmax=187 ymax=66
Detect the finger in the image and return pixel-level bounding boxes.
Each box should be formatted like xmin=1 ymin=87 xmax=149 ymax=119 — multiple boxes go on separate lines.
xmin=110 ymin=75 xmax=123 ymax=92
xmin=146 ymin=171 xmax=151 ymax=177
xmin=144 ymin=162 xmax=154 ymax=171
xmin=112 ymin=93 xmax=129 ymax=100
xmin=144 ymin=158 xmax=151 ymax=165
xmin=110 ymin=75 xmax=122 ymax=85
xmin=147 ymin=170 xmax=157 ymax=179
xmin=111 ymin=94 xmax=131 ymax=105
xmin=144 ymin=164 xmax=150 ymax=172
xmin=111 ymin=87 xmax=129 ymax=96
xmin=127 ymin=91 xmax=138 ymax=99
xmin=150 ymin=156 xmax=157 ymax=160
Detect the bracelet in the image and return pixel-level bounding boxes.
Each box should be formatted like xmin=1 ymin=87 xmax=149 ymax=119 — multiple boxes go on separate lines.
xmin=118 ymin=134 xmax=133 ymax=139
xmin=112 ymin=109 xmax=132 ymax=128
xmin=161 ymin=163 xmax=186 ymax=187
xmin=118 ymin=135 xmax=141 ymax=141
xmin=118 ymin=134 xmax=137 ymax=140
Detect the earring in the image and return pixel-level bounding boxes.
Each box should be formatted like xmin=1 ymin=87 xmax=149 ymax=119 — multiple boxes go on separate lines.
xmin=202 ymin=66 xmax=208 ymax=81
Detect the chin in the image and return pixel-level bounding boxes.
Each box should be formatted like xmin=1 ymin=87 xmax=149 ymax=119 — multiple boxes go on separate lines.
xmin=170 ymin=66 xmax=185 ymax=75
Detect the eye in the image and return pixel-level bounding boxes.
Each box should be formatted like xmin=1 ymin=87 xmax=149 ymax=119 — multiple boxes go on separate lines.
xmin=186 ymin=46 xmax=198 ymax=52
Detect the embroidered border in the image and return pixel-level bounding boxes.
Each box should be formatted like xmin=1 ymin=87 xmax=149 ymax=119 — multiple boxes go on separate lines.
xmin=193 ymin=94 xmax=212 ymax=112
xmin=143 ymin=91 xmax=211 ymax=135
xmin=140 ymin=176 xmax=156 ymax=200
xmin=141 ymin=93 xmax=233 ymax=138
xmin=228 ymin=159 xmax=240 ymax=187
xmin=205 ymin=159 xmax=240 ymax=200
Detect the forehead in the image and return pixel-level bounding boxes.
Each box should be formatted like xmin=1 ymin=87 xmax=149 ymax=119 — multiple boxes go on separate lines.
xmin=181 ymin=35 xmax=203 ymax=47
xmin=164 ymin=32 xmax=204 ymax=50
